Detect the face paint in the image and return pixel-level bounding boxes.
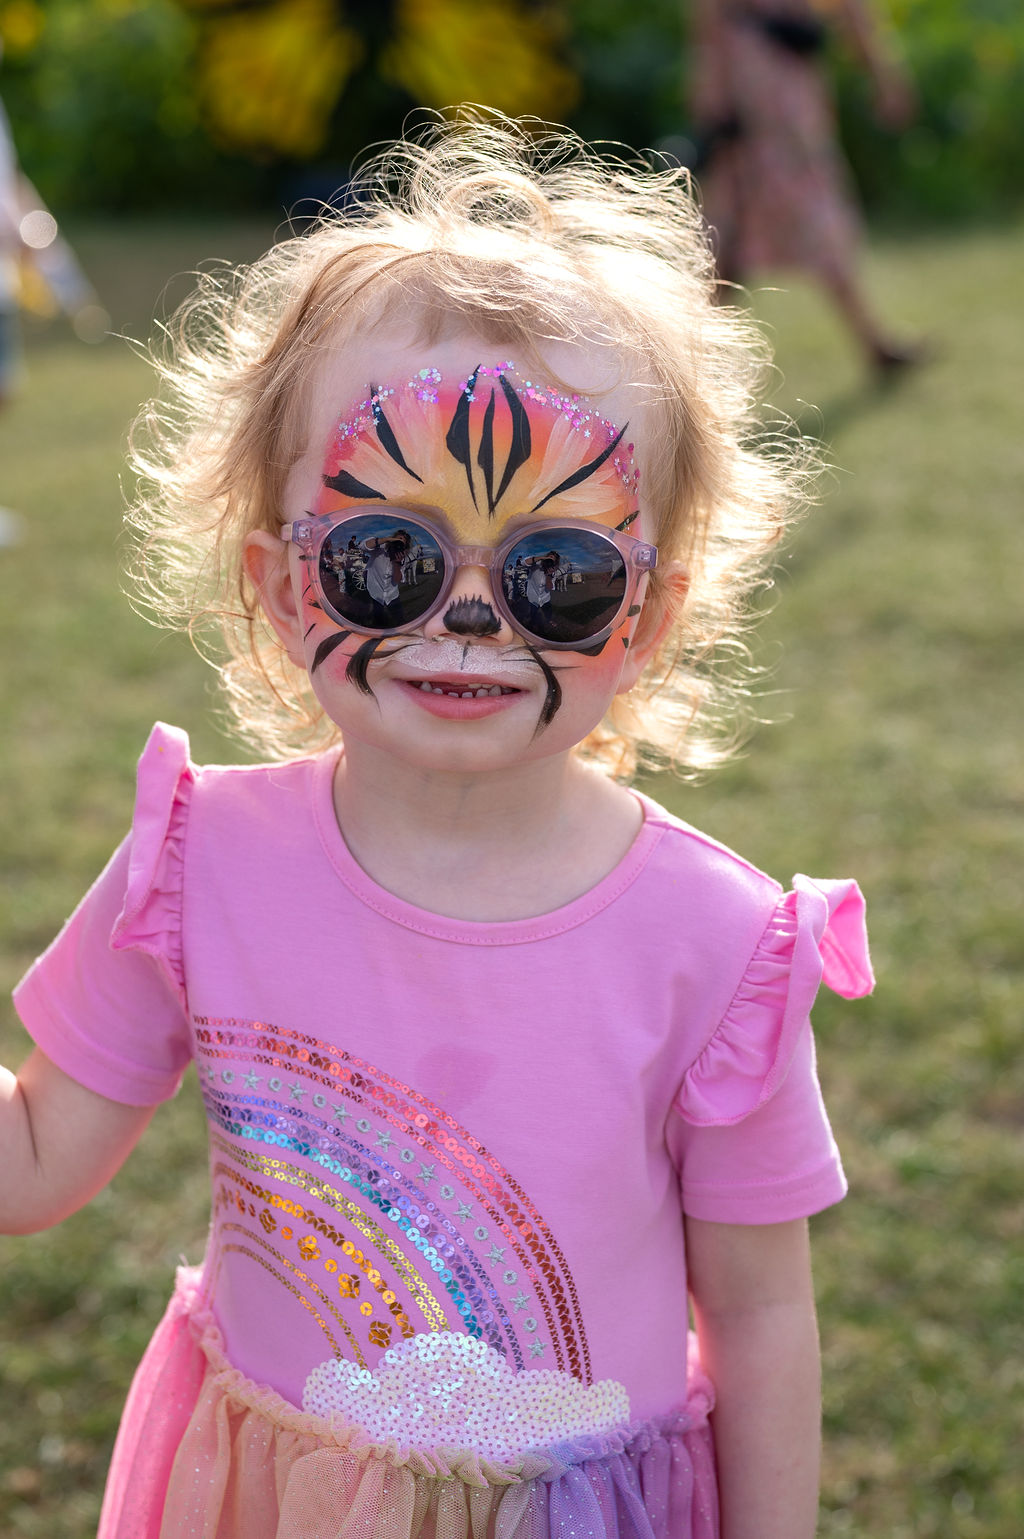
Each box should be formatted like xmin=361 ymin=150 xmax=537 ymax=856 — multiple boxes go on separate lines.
xmin=314 ymin=361 xmax=640 ymax=546
xmin=377 ymin=637 xmax=541 ymax=686
xmin=284 ymin=350 xmax=658 ymax=766
xmin=441 ymin=596 xmax=502 ymax=637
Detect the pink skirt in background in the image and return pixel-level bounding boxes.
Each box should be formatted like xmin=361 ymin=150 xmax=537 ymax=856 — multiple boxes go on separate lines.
xmin=98 ymin=1267 xmax=718 ymax=1539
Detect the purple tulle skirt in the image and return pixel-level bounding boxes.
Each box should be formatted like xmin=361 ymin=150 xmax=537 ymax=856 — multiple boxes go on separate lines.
xmin=99 ymin=1267 xmax=719 ymax=1538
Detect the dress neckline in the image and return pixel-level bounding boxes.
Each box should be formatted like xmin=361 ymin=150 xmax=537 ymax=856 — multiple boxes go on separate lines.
xmin=309 ymin=747 xmax=667 ymax=945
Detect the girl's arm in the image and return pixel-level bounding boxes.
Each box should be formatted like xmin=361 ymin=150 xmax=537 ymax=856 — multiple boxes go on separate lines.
xmin=686 ymin=1215 xmax=823 ymax=1539
xmin=0 ymin=1047 xmax=155 ymax=1235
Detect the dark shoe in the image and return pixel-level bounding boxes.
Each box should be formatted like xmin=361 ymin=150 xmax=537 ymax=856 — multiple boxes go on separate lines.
xmin=872 ymin=339 xmax=932 ymax=379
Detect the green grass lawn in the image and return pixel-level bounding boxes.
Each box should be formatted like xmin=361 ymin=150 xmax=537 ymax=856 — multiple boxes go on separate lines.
xmin=1 ymin=218 xmax=1022 ymax=1536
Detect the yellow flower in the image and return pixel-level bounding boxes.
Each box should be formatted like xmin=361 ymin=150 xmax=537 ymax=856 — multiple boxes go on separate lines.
xmin=382 ymin=0 xmax=578 ymax=119
xmin=198 ymin=0 xmax=362 ymax=158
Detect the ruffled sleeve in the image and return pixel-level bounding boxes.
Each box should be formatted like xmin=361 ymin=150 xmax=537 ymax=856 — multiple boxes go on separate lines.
xmin=677 ymin=876 xmax=872 ymax=1128
xmin=12 ymin=723 xmax=195 ymax=1106
xmin=668 ymin=876 xmax=873 ymax=1223
xmin=110 ymin=721 xmax=193 ymax=1004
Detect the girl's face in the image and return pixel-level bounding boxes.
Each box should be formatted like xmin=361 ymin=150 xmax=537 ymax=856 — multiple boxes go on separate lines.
xmin=250 ymin=333 xmax=676 ymax=778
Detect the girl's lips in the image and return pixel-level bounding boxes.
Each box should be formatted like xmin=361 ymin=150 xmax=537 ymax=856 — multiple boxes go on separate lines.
xmin=396 ymin=677 xmax=524 ymax=719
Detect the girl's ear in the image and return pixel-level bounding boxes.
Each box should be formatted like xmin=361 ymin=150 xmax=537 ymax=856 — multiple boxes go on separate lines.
xmin=615 ymin=561 xmax=690 ymax=695
xmin=243 ymin=531 xmax=306 ymax=669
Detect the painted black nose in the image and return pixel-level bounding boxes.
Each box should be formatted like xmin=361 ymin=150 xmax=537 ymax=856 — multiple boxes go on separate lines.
xmin=442 ymin=596 xmax=501 ymax=637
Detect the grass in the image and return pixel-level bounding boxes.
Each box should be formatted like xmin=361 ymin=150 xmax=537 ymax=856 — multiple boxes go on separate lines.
xmin=1 ymin=218 xmax=1022 ymax=1536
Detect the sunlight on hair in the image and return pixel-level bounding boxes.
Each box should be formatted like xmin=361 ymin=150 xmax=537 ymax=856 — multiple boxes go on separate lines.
xmin=126 ymin=107 xmax=815 ymax=777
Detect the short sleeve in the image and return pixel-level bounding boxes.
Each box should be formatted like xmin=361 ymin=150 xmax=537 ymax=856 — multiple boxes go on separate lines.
xmin=667 ymin=876 xmax=873 ymax=1223
xmin=12 ymin=724 xmax=195 ymax=1107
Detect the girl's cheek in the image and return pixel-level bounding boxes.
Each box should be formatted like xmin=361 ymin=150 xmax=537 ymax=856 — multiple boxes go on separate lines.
xmin=578 ymin=612 xmax=640 ymax=682
xmin=303 ymin=619 xmax=381 ymax=707
xmin=296 ymin=575 xmax=359 ymax=684
xmin=297 ymin=579 xmax=327 ymax=632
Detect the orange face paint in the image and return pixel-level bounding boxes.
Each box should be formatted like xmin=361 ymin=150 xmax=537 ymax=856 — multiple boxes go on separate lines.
xmin=314 ymin=362 xmax=640 ymax=545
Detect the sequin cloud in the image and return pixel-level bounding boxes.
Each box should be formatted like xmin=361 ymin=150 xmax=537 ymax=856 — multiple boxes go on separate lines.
xmin=303 ymin=1331 xmax=630 ymax=1461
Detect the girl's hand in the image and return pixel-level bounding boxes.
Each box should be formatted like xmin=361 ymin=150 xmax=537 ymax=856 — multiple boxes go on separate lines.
xmin=686 ymin=1216 xmax=823 ymax=1539
xmin=0 ymin=1049 xmax=155 ymax=1235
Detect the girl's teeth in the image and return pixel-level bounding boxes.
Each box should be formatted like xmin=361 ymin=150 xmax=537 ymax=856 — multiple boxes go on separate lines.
xmin=415 ymin=682 xmax=510 ymax=698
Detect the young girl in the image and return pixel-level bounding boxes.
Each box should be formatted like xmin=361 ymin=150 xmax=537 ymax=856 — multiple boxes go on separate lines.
xmin=1 ymin=114 xmax=873 ymax=1539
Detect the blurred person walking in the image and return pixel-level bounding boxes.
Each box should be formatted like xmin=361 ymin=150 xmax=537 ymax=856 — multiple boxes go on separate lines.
xmin=0 ymin=64 xmax=107 ymax=548
xmin=689 ymin=0 xmax=922 ymax=376
xmin=0 ymin=76 xmax=24 ymax=546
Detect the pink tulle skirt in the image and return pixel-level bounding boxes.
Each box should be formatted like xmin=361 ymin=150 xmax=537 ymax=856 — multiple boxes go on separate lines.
xmin=98 ymin=1268 xmax=718 ymax=1539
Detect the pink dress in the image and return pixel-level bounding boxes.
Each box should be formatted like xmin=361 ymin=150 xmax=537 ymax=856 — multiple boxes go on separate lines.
xmin=14 ymin=724 xmax=874 ymax=1538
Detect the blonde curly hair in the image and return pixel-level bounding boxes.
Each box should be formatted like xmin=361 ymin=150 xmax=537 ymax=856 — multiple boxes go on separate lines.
xmin=127 ymin=110 xmax=808 ymax=779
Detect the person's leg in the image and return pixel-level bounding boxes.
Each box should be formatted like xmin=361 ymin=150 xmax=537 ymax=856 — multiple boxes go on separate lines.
xmin=817 ymin=265 xmax=923 ymax=375
xmin=370 ymin=597 xmax=404 ymax=629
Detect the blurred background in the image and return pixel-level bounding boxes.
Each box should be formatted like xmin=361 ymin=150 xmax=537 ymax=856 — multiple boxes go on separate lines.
xmin=0 ymin=0 xmax=1020 ymax=223
xmin=1 ymin=3 xmax=1022 ymax=1537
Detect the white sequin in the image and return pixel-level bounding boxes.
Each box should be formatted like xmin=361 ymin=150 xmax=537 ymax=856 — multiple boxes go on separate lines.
xmin=302 ymin=1331 xmax=630 ymax=1460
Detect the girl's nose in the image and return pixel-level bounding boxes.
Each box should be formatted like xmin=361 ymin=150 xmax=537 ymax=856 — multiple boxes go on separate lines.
xmin=421 ymin=562 xmax=517 ymax=645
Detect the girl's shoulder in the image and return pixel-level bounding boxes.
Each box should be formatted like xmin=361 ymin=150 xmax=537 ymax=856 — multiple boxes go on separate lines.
xmin=117 ymin=721 xmax=334 ymax=932
xmin=134 ymin=721 xmax=331 ymax=823
xmin=631 ymin=788 xmax=874 ymax=1004
xmin=632 ymin=788 xmax=785 ymax=915
xmin=137 ymin=719 xmax=325 ymax=783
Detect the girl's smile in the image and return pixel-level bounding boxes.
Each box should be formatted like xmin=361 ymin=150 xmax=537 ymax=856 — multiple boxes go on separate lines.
xmin=398 ymin=677 xmax=523 ymax=719
xmin=392 ymin=638 xmax=535 ymax=715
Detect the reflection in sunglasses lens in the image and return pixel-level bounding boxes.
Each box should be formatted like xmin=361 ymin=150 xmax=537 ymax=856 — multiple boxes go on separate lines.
xmin=319 ymin=515 xmax=445 ymax=631
xmin=504 ymin=528 xmax=627 ymax=644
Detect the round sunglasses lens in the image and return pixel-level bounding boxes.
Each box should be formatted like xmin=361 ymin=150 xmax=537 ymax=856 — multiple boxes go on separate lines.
xmin=318 ymin=515 xmax=445 ymax=631
xmin=504 ymin=528 xmax=627 ymax=645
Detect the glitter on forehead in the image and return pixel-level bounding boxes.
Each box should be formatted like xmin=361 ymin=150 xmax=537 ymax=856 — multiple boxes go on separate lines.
xmin=330 ymin=361 xmax=640 ymax=499
xmin=412 ymin=365 xmax=442 ymax=403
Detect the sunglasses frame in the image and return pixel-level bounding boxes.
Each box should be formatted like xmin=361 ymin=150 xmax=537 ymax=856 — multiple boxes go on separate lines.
xmin=280 ymin=508 xmax=658 ymax=652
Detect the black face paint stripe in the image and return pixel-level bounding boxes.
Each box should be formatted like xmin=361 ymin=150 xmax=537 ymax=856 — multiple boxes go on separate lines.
xmin=529 ymin=423 xmax=629 ymax=514
xmin=616 ymin=509 xmax=640 ymax=532
xmin=478 ymin=386 xmax=497 ymax=513
xmin=627 ymin=604 xmax=642 ymax=617
xmin=571 ymin=636 xmax=610 ymax=657
xmin=346 ymin=635 xmax=386 ymax=694
xmin=370 ymin=387 xmax=423 ymax=483
xmin=311 ymin=629 xmax=352 ymax=673
xmin=493 ymin=374 xmax=532 ymax=509
xmin=324 ymin=469 xmax=386 ymax=500
xmin=525 ymin=644 xmax=563 ymax=732
xmin=444 ymin=366 xmax=480 ymax=509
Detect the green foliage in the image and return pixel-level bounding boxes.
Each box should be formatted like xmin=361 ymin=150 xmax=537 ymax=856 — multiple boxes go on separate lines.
xmin=0 ymin=0 xmax=1022 ymax=219
xmin=0 ymin=216 xmax=1022 ymax=1534
xmin=0 ymin=0 xmax=267 ymax=211
xmin=565 ymin=0 xmax=686 ymax=152
xmin=835 ymin=0 xmax=1024 ymax=220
